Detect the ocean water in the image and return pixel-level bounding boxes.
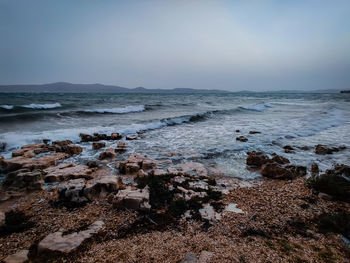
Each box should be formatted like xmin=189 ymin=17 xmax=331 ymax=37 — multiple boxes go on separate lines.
xmin=1 ymin=92 xmax=349 ymax=179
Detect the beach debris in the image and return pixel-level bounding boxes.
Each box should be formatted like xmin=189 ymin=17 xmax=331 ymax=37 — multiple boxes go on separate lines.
xmin=3 ymin=249 xmax=29 ymax=263
xmin=38 ymin=221 xmax=104 ymax=254
xmin=236 ymin=136 xmax=248 ymax=142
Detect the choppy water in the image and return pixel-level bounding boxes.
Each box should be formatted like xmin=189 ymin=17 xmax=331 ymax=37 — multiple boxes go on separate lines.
xmin=1 ymin=92 xmax=349 ymax=179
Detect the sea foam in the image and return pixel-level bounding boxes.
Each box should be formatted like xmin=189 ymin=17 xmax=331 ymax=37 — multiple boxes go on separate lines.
xmin=22 ymin=103 xmax=62 ymax=109
xmin=84 ymin=105 xmax=146 ymax=114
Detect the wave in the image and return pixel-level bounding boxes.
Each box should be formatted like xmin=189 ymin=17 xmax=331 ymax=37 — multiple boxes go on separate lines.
xmin=239 ymin=103 xmax=273 ymax=112
xmin=22 ymin=103 xmax=62 ymax=109
xmin=83 ymin=105 xmax=145 ymax=114
xmin=0 ymin=105 xmax=14 ymax=110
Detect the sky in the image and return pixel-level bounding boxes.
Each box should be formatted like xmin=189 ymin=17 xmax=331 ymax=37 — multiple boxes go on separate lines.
xmin=0 ymin=0 xmax=349 ymax=91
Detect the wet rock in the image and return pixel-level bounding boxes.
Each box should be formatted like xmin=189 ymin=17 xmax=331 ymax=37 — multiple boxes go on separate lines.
xmin=38 ymin=221 xmax=104 ymax=254
xmin=52 ymin=140 xmax=72 ymax=147
xmin=115 ymin=141 xmax=127 ymax=153
xmin=94 ymin=133 xmax=108 ymax=140
xmin=3 ymin=249 xmax=29 ymax=263
xmin=43 ymin=163 xmax=93 ymax=183
xmin=92 ymin=142 xmax=106 ymax=150
xmin=99 ymin=148 xmax=116 ymax=160
xmin=235 ymin=129 xmax=240 ymax=133
xmin=299 ymin=146 xmax=310 ymax=151
xmin=199 ymin=203 xmax=221 ymax=222
xmin=271 ymin=154 xmax=290 ymax=165
xmin=0 ymin=155 xmax=4 ymax=166
xmin=246 ymin=151 xmax=270 ymax=167
xmin=179 ymin=162 xmax=208 ymax=177
xmin=261 ymin=163 xmax=306 ymax=180
xmin=79 ymin=133 xmax=93 ymax=142
xmin=87 ymin=161 xmax=99 ymax=168
xmin=180 ymin=252 xmax=198 ymax=263
xmin=12 ymin=143 xmax=52 ymax=158
xmin=283 ymin=145 xmax=295 ymax=153
xmin=3 ymin=170 xmax=44 ymax=190
xmin=142 ymin=159 xmax=158 ymax=171
xmin=249 ymin=131 xmax=261 ymax=134
xmin=236 ymin=136 xmax=248 ymax=142
xmin=315 ymin=144 xmax=346 ymax=155
xmin=55 ymin=144 xmax=83 ymax=156
xmin=58 ymin=179 xmax=88 ymax=205
xmin=113 ymin=186 xmax=150 ymax=211
xmin=118 ymin=153 xmax=157 ymax=175
xmin=109 ymin=132 xmax=122 ymax=140
xmin=126 ymin=135 xmax=139 ymax=140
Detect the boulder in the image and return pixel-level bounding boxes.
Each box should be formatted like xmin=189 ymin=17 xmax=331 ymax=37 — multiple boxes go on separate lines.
xmin=99 ymin=148 xmax=116 ymax=160
xmin=271 ymin=154 xmax=290 ymax=165
xmin=94 ymin=133 xmax=108 ymax=140
xmin=58 ymin=179 xmax=88 ymax=205
xmin=109 ymin=132 xmax=122 ymax=140
xmin=246 ymin=151 xmax=270 ymax=167
xmin=179 ymin=162 xmax=208 ymax=177
xmin=261 ymin=163 xmax=306 ymax=180
xmin=113 ymin=186 xmax=150 ymax=211
xmin=3 ymin=249 xmax=29 ymax=263
xmin=38 ymin=221 xmax=104 ymax=254
xmin=3 ymin=170 xmax=43 ymax=190
xmin=236 ymin=136 xmax=248 ymax=142
xmin=115 ymin=141 xmax=127 ymax=153
xmin=92 ymin=142 xmax=106 ymax=150
xmin=44 ymin=163 xmax=93 ymax=183
xmin=79 ymin=133 xmax=93 ymax=142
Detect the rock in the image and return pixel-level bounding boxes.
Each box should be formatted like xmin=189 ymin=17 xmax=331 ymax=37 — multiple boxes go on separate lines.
xmin=92 ymin=142 xmax=106 ymax=150
xmin=109 ymin=132 xmax=122 ymax=140
xmin=126 ymin=135 xmax=139 ymax=140
xmin=94 ymin=133 xmax=108 ymax=140
xmin=318 ymin=192 xmax=333 ymax=201
xmin=38 ymin=221 xmax=104 ymax=254
xmin=180 ymin=252 xmax=198 ymax=263
xmin=55 ymin=144 xmax=83 ymax=156
xmin=79 ymin=133 xmax=93 ymax=142
xmin=246 ymin=151 xmax=270 ymax=167
xmin=261 ymin=163 xmax=306 ymax=180
xmin=99 ymin=148 xmax=116 ymax=160
xmin=0 ymin=211 xmax=5 ymax=228
xmin=225 ymin=203 xmax=244 ymax=214
xmin=87 ymin=161 xmax=99 ymax=168
xmin=283 ymin=145 xmax=294 ymax=153
xmin=3 ymin=249 xmax=29 ymax=263
xmin=235 ymin=129 xmax=240 ymax=133
xmin=52 ymin=140 xmax=72 ymax=147
xmin=83 ymin=167 xmax=122 ymax=199
xmin=249 ymin=131 xmax=261 ymax=134
xmin=115 ymin=141 xmax=127 ymax=153
xmin=311 ymin=163 xmax=319 ymax=177
xmin=142 ymin=159 xmax=158 ymax=171
xmin=315 ymin=144 xmax=346 ymax=155
xmin=271 ymin=155 xmax=290 ymax=165
xmin=118 ymin=153 xmax=157 ymax=175
xmin=43 ymin=163 xmax=93 ymax=183
xmin=0 ymin=155 xmax=4 ymax=166
xmin=179 ymin=162 xmax=208 ymax=177
xmin=3 ymin=170 xmax=44 ymax=190
xmin=236 ymin=136 xmax=248 ymax=142
xmin=199 ymin=203 xmax=221 ymax=222
xmin=58 ymin=179 xmax=88 ymax=205
xmin=299 ymin=146 xmax=310 ymax=151
xmin=12 ymin=143 xmax=53 ymax=158
xmin=113 ymin=186 xmax=150 ymax=211
xmin=199 ymin=251 xmax=214 ymax=263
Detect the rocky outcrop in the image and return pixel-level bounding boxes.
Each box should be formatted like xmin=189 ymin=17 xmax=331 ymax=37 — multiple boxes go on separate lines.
xmin=38 ymin=221 xmax=104 ymax=254
xmin=315 ymin=144 xmax=346 ymax=155
xmin=118 ymin=153 xmax=158 ymax=176
xmin=261 ymin=163 xmax=306 ymax=180
xmin=3 ymin=169 xmax=44 ymax=190
xmin=113 ymin=186 xmax=151 ymax=211
xmin=58 ymin=179 xmax=88 ymax=205
xmin=43 ymin=163 xmax=93 ymax=183
xmin=246 ymin=151 xmax=271 ymax=167
xmin=92 ymin=142 xmax=105 ymax=150
xmin=236 ymin=136 xmax=248 ymax=142
xmin=80 ymin=132 xmax=122 ymax=142
xmin=271 ymin=154 xmax=290 ymax=165
xmin=99 ymin=148 xmax=116 ymax=160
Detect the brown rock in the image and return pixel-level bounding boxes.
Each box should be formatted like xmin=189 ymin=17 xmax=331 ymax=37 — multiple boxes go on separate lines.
xmin=57 ymin=179 xmax=88 ymax=204
xmin=236 ymin=136 xmax=248 ymax=142
xmin=3 ymin=249 xmax=29 ymax=263
xmin=246 ymin=151 xmax=270 ymax=167
xmin=92 ymin=142 xmax=106 ymax=150
xmin=56 ymin=144 xmax=83 ymax=156
xmin=315 ymin=144 xmax=346 ymax=155
xmin=261 ymin=163 xmax=306 ymax=180
xmin=3 ymin=169 xmax=43 ymax=190
xmin=311 ymin=163 xmax=319 ymax=177
xmin=79 ymin=133 xmax=93 ymax=142
xmin=271 ymin=155 xmax=290 ymax=165
xmin=109 ymin=132 xmax=122 ymax=140
xmin=52 ymin=140 xmax=72 ymax=147
xmin=179 ymin=162 xmax=208 ymax=177
xmin=113 ymin=186 xmax=150 ymax=211
xmin=99 ymin=148 xmax=116 ymax=160
xmin=249 ymin=131 xmax=261 ymax=134
xmin=43 ymin=163 xmax=93 ymax=183
xmin=115 ymin=141 xmax=127 ymax=153
xmin=38 ymin=221 xmax=104 ymax=254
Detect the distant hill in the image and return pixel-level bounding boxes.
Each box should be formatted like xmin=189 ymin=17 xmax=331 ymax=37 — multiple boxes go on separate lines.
xmin=0 ymin=82 xmax=230 ymax=94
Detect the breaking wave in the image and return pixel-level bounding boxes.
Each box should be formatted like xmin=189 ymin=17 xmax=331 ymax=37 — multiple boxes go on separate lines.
xmin=22 ymin=103 xmax=62 ymax=109
xmin=239 ymin=103 xmax=273 ymax=112
xmin=83 ymin=105 xmax=146 ymax=114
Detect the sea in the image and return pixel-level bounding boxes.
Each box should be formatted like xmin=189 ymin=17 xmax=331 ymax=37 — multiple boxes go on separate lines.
xmin=0 ymin=92 xmax=349 ymax=180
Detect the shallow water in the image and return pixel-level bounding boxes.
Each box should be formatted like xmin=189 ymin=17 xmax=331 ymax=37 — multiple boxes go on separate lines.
xmin=1 ymin=92 xmax=349 ymax=179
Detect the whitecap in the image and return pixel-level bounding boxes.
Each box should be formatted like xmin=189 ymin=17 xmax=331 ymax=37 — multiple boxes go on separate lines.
xmin=240 ymin=103 xmax=273 ymax=112
xmin=84 ymin=105 xmax=145 ymax=114
xmin=0 ymin=105 xmax=14 ymax=110
xmin=22 ymin=103 xmax=62 ymax=109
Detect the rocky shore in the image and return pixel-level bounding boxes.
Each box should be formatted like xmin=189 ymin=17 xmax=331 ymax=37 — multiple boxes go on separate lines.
xmin=0 ymin=132 xmax=349 ymax=262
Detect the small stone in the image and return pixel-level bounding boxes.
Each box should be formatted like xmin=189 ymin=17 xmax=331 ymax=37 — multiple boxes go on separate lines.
xmin=3 ymin=249 xmax=29 ymax=263
xmin=180 ymin=252 xmax=198 ymax=263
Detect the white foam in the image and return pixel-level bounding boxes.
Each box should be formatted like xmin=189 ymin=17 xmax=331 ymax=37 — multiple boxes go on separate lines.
xmin=22 ymin=103 xmax=62 ymax=109
xmin=240 ymin=103 xmax=272 ymax=112
xmin=0 ymin=105 xmax=14 ymax=110
xmin=84 ymin=105 xmax=145 ymax=114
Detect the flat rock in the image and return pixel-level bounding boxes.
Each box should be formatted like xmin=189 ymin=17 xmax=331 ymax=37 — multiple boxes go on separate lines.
xmin=179 ymin=162 xmax=208 ymax=177
xmin=38 ymin=221 xmax=104 ymax=254
xmin=225 ymin=203 xmax=244 ymax=214
xmin=44 ymin=163 xmax=93 ymax=183
xmin=199 ymin=203 xmax=221 ymax=222
xmin=3 ymin=170 xmax=43 ymax=190
xmin=113 ymin=186 xmax=150 ymax=211
xmin=3 ymin=249 xmax=29 ymax=263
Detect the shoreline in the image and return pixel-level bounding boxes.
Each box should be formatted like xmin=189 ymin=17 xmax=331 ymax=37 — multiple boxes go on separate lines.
xmin=0 ymin=132 xmax=349 ymax=262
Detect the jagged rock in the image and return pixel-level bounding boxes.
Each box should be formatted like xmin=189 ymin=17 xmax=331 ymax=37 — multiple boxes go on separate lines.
xmin=115 ymin=141 xmax=127 ymax=153
xmin=249 ymin=131 xmax=261 ymax=134
xmin=92 ymin=142 xmax=106 ymax=150
xmin=236 ymin=136 xmax=248 ymax=142
xmin=43 ymin=163 xmax=93 ymax=183
xmin=55 ymin=144 xmax=83 ymax=156
xmin=3 ymin=249 xmax=29 ymax=263
xmin=3 ymin=170 xmax=43 ymax=190
xmin=315 ymin=144 xmax=346 ymax=155
xmin=99 ymin=148 xmax=116 ymax=160
xmin=109 ymin=132 xmax=122 ymax=140
xmin=180 ymin=252 xmax=198 ymax=263
xmin=261 ymin=163 xmax=306 ymax=180
xmin=58 ymin=179 xmax=88 ymax=205
xmin=246 ymin=151 xmax=270 ymax=167
xmin=118 ymin=153 xmax=157 ymax=175
xmin=113 ymin=186 xmax=150 ymax=211
xmin=199 ymin=203 xmax=221 ymax=222
xmin=79 ymin=133 xmax=93 ymax=142
xmin=38 ymin=221 xmax=104 ymax=254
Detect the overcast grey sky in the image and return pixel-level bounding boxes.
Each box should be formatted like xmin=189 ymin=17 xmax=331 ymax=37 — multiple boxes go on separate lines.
xmin=0 ymin=0 xmax=349 ymax=91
